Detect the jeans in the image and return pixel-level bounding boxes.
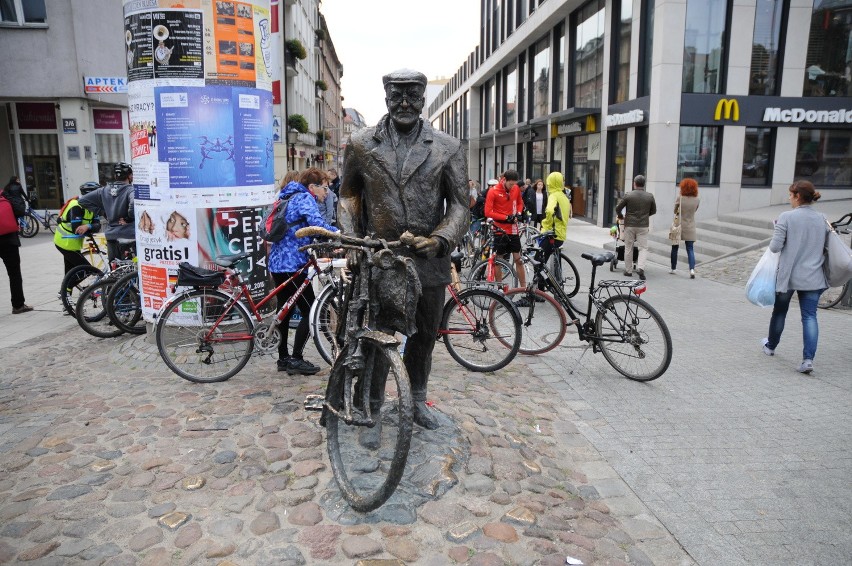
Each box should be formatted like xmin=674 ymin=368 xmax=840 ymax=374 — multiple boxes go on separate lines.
xmin=766 ymin=289 xmax=823 ymax=361
xmin=670 ymin=241 xmax=695 ymax=270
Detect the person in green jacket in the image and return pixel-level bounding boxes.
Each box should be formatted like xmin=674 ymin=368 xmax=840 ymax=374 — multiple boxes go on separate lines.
xmin=54 ymin=182 xmax=102 ymax=275
xmin=540 ymin=171 xmax=571 ymax=265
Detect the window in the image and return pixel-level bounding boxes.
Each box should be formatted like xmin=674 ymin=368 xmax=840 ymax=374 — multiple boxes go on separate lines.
xmin=574 ymin=0 xmax=605 ymax=108
xmin=803 ymin=1 xmax=852 ymax=97
xmin=0 ymin=0 xmax=46 ymax=25
xmin=607 ymin=129 xmax=628 ymax=224
xmin=682 ymin=0 xmax=728 ymax=93
xmin=749 ymin=0 xmax=785 ymax=95
xmin=554 ymin=24 xmax=565 ymax=110
xmin=796 ymin=129 xmax=852 ymax=186
xmin=638 ymin=0 xmax=655 ymax=97
xmin=634 ymin=126 xmax=649 ymax=178
xmin=612 ymin=0 xmax=633 ymax=103
xmin=742 ymin=127 xmax=774 ymax=186
xmin=677 ymin=126 xmax=721 ymax=185
xmin=505 ymin=63 xmax=518 ymax=127
xmin=518 ymin=56 xmax=527 ymax=122
xmin=532 ymin=36 xmax=550 ymax=119
xmin=96 ymin=133 xmax=126 ymax=184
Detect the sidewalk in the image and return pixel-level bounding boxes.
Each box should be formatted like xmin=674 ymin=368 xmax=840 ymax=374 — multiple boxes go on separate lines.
xmin=1 ymin=213 xmax=850 ymax=565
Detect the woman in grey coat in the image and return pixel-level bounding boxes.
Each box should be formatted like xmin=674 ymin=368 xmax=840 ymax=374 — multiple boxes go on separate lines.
xmin=670 ymin=178 xmax=700 ymax=278
xmin=762 ymin=180 xmax=828 ymax=374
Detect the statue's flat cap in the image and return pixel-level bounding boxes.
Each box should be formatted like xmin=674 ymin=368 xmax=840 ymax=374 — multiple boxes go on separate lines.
xmin=382 ymin=69 xmax=427 ymax=88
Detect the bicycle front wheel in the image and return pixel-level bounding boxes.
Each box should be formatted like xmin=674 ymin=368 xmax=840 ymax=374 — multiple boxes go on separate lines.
xmin=595 ymin=295 xmax=672 ymax=382
xmin=549 ymin=252 xmax=581 ymax=298
xmin=107 ymin=271 xmax=144 ymax=334
xmin=60 ymin=264 xmax=104 ymax=316
xmin=19 ymin=214 xmax=38 ymax=238
xmin=47 ymin=213 xmax=59 ymax=233
xmin=467 ymin=257 xmax=519 ymax=289
xmin=156 ymin=289 xmax=254 ymax=383
xmin=325 ymin=338 xmax=412 ymax=512
xmin=818 ymin=283 xmax=847 ymax=309
xmin=311 ymin=283 xmax=342 ymax=366
xmin=441 ymin=288 xmax=521 ymax=372
xmin=503 ymin=287 xmax=568 ymax=355
xmin=76 ymin=279 xmax=124 ymax=338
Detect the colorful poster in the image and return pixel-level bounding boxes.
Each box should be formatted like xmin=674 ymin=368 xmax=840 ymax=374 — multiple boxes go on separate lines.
xmin=151 ymin=10 xmax=204 ymax=79
xmin=155 ymin=85 xmax=273 ymax=188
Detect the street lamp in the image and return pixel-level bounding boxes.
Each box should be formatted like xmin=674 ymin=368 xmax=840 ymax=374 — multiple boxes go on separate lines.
xmin=287 ymin=128 xmax=299 ymax=172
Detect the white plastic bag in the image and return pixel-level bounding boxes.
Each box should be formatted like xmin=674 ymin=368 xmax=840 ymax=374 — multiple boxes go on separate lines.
xmin=745 ymin=248 xmax=779 ymax=307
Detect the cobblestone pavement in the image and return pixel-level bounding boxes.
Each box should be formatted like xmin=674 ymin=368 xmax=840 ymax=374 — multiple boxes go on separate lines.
xmin=1 ymin=236 xmax=849 ymax=565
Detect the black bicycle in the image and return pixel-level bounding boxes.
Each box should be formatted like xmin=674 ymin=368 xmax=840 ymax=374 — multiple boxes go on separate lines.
xmin=503 ymin=240 xmax=672 ymax=382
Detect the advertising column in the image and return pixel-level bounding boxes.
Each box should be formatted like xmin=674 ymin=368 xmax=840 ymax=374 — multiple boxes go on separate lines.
xmin=123 ymin=0 xmax=275 ymax=322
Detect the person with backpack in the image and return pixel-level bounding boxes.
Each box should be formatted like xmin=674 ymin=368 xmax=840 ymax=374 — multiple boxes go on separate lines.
xmin=54 ymin=182 xmax=102 ymax=276
xmin=1 ymin=176 xmax=32 ymax=313
xmin=78 ymin=162 xmax=136 ymax=261
xmin=266 ymin=167 xmax=338 ymax=375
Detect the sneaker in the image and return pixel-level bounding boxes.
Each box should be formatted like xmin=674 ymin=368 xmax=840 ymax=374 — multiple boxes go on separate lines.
xmin=669 ymin=269 xmax=676 ymax=274
xmin=761 ymin=338 xmax=775 ymax=356
xmin=12 ymin=304 xmax=33 ymax=314
xmin=637 ymin=269 xmax=646 ymax=281
xmin=514 ymin=296 xmax=531 ymax=308
xmin=797 ymin=360 xmax=814 ymax=374
xmin=277 ymin=357 xmax=291 ymax=371
xmin=623 ymin=270 xmax=633 ymax=277
xmin=690 ymin=269 xmax=695 ymax=279
xmin=287 ymin=358 xmax=320 ymax=375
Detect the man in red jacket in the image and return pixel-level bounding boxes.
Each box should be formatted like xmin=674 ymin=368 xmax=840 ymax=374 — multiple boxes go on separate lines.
xmin=484 ymin=170 xmax=526 ymax=288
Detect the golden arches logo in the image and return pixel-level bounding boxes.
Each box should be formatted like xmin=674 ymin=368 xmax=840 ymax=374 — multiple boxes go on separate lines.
xmin=714 ymin=98 xmax=739 ymax=121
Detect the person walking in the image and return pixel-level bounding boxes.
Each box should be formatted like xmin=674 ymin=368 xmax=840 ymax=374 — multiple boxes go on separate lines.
xmin=669 ymin=178 xmax=700 ymax=278
xmin=523 ymin=178 xmax=547 ymax=227
xmin=615 ymin=174 xmax=656 ymax=280
xmin=0 ymin=176 xmax=32 ymax=313
xmin=762 ymin=180 xmax=828 ymax=374
xmin=268 ymin=167 xmax=339 ymax=376
xmin=78 ymin=162 xmax=136 ymax=261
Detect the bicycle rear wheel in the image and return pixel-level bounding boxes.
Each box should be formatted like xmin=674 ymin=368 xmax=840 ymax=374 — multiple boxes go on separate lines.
xmin=325 ymin=337 xmax=412 ymax=512
xmin=19 ymin=214 xmax=38 ymax=238
xmin=549 ymin=252 xmax=581 ymax=298
xmin=440 ymin=287 xmax=521 ymax=372
xmin=503 ymin=288 xmax=568 ymax=355
xmin=107 ymin=271 xmax=144 ymax=334
xmin=818 ymin=283 xmax=848 ymax=309
xmin=311 ymin=283 xmax=342 ymax=366
xmin=60 ymin=264 xmax=104 ymax=316
xmin=467 ymin=257 xmax=519 ymax=289
xmin=595 ymin=295 xmax=672 ymax=382
xmin=47 ymin=213 xmax=59 ymax=233
xmin=156 ymin=289 xmax=254 ymax=383
xmin=76 ymin=279 xmax=124 ymax=338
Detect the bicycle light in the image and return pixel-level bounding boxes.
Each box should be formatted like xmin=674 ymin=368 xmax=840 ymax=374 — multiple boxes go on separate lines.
xmin=633 ymin=284 xmax=647 ymax=295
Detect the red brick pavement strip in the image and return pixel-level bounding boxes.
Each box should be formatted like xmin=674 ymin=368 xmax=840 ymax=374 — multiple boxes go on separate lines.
xmin=0 ymin=323 xmax=692 ymax=565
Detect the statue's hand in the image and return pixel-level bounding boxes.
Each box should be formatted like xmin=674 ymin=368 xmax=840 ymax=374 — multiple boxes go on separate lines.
xmin=406 ymin=234 xmax=442 ymax=259
xmin=346 ymin=249 xmax=360 ymax=272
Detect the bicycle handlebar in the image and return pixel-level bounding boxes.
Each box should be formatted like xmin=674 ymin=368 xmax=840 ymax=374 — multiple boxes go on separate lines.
xmin=295 ymin=226 xmax=404 ymax=249
xmin=830 ymin=213 xmax=851 ymax=229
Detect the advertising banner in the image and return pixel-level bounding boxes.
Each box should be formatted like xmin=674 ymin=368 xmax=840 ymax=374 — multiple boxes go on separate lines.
xmin=124 ymin=0 xmax=274 ymax=323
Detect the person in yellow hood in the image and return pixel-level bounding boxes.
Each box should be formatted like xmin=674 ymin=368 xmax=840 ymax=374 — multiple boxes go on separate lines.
xmin=540 ymin=171 xmax=571 ymax=263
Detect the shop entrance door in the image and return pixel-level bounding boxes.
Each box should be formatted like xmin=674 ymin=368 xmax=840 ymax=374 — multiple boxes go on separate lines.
xmin=30 ymin=157 xmax=63 ymax=209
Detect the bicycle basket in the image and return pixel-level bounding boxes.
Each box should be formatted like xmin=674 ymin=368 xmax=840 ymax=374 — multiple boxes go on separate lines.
xmin=369 ymin=249 xmax=422 ymax=336
xmin=176 ymin=262 xmax=226 ymax=288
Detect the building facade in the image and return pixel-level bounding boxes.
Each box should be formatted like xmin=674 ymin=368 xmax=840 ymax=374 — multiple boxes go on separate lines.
xmin=428 ymin=0 xmax=852 ymax=228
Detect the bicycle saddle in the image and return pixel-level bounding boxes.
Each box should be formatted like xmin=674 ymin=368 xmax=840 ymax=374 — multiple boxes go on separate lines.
xmin=581 ymin=251 xmax=615 ymax=267
xmin=213 ymin=252 xmax=252 ymax=268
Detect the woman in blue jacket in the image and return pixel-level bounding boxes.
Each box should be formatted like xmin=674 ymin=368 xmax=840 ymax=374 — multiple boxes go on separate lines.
xmin=268 ymin=168 xmax=338 ymax=375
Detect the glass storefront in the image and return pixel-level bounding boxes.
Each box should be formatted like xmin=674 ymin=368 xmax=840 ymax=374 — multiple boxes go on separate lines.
xmin=677 ymin=126 xmax=721 ymax=185
xmin=20 ymin=133 xmax=61 ymax=208
xmin=742 ymin=127 xmax=774 ymax=186
xmin=796 ymin=128 xmax=852 ymax=186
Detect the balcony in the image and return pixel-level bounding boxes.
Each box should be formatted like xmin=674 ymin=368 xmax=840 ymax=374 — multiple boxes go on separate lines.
xmin=285 ymin=53 xmax=298 ymax=78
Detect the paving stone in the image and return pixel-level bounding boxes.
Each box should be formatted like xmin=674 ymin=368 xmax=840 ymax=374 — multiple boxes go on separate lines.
xmin=208 ymin=517 xmax=244 ymax=537
xmin=250 ymin=512 xmax=280 ymax=535
xmin=128 ymin=526 xmax=163 ymax=551
xmin=288 ymin=502 xmax=322 ymax=526
xmin=298 ymin=524 xmax=341 ymax=560
xmin=482 ymin=522 xmax=518 ymax=542
xmin=385 ymin=536 xmax=419 ymax=562
xmin=173 ymin=522 xmax=202 ymax=548
xmin=341 ymin=535 xmax=382 ymax=559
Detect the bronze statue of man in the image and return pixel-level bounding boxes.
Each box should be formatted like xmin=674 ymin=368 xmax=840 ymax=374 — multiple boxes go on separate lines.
xmin=338 ymin=69 xmax=468 ymax=446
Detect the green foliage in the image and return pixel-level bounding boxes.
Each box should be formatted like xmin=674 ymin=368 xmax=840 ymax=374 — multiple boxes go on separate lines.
xmin=288 ymin=114 xmax=309 ymax=134
xmin=285 ymin=39 xmax=307 ymax=60
xmin=315 ymin=79 xmax=328 ymax=91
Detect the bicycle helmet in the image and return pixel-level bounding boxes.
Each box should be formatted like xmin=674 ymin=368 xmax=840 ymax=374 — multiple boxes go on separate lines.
xmin=79 ymin=181 xmax=100 ymax=195
xmin=113 ymin=161 xmax=133 ymax=181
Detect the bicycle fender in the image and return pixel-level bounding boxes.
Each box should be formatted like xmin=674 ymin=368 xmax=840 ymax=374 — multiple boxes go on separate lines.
xmin=355 ymin=329 xmax=400 ymax=348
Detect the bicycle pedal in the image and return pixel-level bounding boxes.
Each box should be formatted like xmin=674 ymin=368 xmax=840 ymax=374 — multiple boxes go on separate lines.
xmin=304 ymin=394 xmax=324 ymax=412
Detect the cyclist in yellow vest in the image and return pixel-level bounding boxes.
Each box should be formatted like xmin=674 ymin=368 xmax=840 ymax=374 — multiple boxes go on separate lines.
xmin=54 ymin=182 xmax=102 ymax=275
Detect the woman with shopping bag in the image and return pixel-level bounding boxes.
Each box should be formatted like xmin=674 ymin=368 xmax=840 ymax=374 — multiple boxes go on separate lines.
xmin=761 ymin=180 xmax=828 ymax=374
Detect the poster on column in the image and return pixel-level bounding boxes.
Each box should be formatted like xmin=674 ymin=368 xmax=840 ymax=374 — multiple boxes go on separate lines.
xmin=203 ymin=0 xmax=273 ymax=89
xmin=155 ymin=85 xmax=273 ymax=189
xmin=136 ymin=200 xmax=199 ymax=319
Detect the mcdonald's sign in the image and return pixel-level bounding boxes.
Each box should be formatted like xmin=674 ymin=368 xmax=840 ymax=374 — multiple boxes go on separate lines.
xmin=714 ymin=98 xmax=740 ymax=121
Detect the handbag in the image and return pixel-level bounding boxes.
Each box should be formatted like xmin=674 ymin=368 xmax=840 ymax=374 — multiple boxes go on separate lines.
xmin=668 ymin=195 xmax=682 ymax=242
xmin=823 ymin=219 xmax=852 ymax=287
xmin=746 ymin=247 xmax=779 ymax=307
